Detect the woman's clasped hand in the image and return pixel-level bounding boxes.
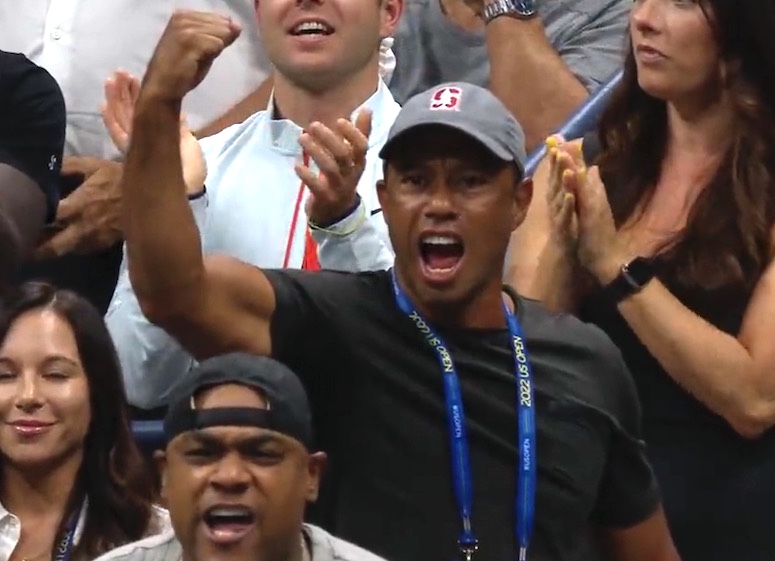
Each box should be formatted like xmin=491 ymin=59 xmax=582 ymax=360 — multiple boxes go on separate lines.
xmin=545 ymin=135 xmax=628 ymax=285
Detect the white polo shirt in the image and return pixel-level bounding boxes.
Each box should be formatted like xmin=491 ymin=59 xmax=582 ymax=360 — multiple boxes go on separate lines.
xmin=105 ymin=80 xmax=400 ymax=409
xmin=0 ymin=0 xmax=271 ymax=159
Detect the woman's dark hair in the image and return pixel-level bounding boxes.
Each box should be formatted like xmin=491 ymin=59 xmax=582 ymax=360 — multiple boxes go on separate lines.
xmin=596 ymin=0 xmax=775 ymax=291
xmin=0 ymin=282 xmax=157 ymax=559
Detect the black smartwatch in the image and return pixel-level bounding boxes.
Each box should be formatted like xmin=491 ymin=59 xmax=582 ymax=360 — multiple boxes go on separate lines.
xmin=601 ymin=257 xmax=656 ymax=304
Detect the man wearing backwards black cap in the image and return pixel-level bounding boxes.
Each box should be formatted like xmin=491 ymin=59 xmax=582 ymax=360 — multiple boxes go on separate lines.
xmin=94 ymin=353 xmax=389 ymax=561
xmin=122 ymin=79 xmax=679 ymax=561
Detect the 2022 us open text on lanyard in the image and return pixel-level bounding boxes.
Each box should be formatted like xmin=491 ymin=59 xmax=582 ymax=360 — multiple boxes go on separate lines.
xmin=390 ymin=269 xmax=537 ymax=561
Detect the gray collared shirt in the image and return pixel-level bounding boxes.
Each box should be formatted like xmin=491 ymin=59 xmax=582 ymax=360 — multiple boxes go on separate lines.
xmin=389 ymin=0 xmax=630 ymax=104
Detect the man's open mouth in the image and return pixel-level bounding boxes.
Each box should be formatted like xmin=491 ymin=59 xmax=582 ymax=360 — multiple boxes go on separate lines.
xmin=419 ymin=234 xmax=465 ymax=275
xmin=289 ymin=21 xmax=334 ymax=37
xmin=203 ymin=505 xmax=256 ymax=544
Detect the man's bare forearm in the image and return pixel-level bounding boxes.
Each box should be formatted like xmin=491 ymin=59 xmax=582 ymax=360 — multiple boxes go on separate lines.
xmin=486 ymin=17 xmax=588 ymax=151
xmin=194 ymin=76 xmax=274 ymax=138
xmin=123 ymin=95 xmax=207 ymax=315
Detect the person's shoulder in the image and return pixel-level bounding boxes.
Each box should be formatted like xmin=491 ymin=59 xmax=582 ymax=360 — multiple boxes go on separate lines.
xmin=0 ymin=50 xmax=34 ymax=78
xmin=91 ymin=528 xmax=181 ymax=561
xmin=306 ymin=524 xmax=392 ymax=561
xmin=198 ymin=110 xmax=269 ymax=158
xmin=0 ymin=51 xmax=63 ymax=112
xmin=266 ymin=268 xmax=392 ymax=296
xmin=519 ymin=295 xmax=629 ymax=387
xmin=518 ymin=295 xmax=644 ymax=428
xmin=541 ymin=0 xmax=629 ymax=19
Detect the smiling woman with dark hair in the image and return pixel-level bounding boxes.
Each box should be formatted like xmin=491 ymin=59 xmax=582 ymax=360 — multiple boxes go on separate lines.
xmin=510 ymin=0 xmax=775 ymax=559
xmin=0 ymin=282 xmax=169 ymax=561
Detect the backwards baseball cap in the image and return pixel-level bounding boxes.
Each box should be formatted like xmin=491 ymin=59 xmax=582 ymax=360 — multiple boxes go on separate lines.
xmin=379 ymin=82 xmax=527 ymax=173
xmin=163 ymin=353 xmax=314 ymax=449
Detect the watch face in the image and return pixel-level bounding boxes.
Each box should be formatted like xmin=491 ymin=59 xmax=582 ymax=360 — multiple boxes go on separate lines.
xmin=626 ymin=257 xmax=655 ymax=286
xmin=513 ymin=0 xmax=537 ymax=15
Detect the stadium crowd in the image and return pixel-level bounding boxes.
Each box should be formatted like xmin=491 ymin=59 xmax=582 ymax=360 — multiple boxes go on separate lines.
xmin=0 ymin=1 xmax=774 ymax=560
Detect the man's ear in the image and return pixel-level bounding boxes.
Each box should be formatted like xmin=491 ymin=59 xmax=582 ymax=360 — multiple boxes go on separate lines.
xmin=380 ymin=0 xmax=404 ymax=38
xmin=154 ymin=449 xmax=169 ymax=502
xmin=376 ymin=178 xmax=388 ymax=216
xmin=306 ymin=452 xmax=328 ymax=502
xmin=512 ymin=176 xmax=533 ymax=231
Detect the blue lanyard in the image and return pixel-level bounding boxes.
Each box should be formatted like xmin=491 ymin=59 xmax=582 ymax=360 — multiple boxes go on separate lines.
xmin=390 ymin=269 xmax=536 ymax=561
xmin=54 ymin=503 xmax=82 ymax=561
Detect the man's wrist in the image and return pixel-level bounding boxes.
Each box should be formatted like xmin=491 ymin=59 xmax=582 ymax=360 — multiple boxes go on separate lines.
xmin=482 ymin=0 xmax=538 ymax=23
xmin=135 ymin=85 xmax=183 ymax=117
xmin=309 ymin=195 xmax=362 ymax=229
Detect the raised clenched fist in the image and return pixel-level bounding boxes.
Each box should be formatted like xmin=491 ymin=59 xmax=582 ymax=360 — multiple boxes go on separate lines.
xmin=142 ymin=10 xmax=241 ymax=103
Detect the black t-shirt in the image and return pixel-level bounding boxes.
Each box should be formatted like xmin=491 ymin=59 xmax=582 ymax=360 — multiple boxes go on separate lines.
xmin=0 ymin=51 xmax=65 ymax=220
xmin=265 ymin=269 xmax=660 ymax=561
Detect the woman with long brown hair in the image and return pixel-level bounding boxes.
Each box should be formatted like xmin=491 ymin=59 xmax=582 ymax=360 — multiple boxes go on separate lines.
xmin=0 ymin=282 xmax=168 ymax=561
xmin=509 ymin=0 xmax=775 ymax=559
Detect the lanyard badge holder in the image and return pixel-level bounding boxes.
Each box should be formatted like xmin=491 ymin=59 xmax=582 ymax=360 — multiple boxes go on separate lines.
xmin=391 ymin=269 xmax=537 ymax=561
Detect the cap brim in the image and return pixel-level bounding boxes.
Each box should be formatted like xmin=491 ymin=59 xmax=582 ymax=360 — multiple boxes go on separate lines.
xmin=379 ymin=120 xmax=516 ymax=166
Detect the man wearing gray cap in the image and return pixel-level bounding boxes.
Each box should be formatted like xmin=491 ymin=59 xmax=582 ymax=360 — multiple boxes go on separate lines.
xmin=120 ymin=80 xmax=679 ymax=561
xmin=93 ymin=353 xmax=390 ymax=561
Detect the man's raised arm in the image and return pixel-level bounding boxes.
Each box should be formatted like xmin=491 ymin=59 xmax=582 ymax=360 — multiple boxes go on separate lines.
xmin=123 ymin=10 xmax=275 ymax=358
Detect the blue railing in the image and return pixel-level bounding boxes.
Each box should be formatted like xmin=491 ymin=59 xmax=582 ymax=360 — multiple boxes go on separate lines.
xmin=523 ymin=69 xmax=622 ymax=177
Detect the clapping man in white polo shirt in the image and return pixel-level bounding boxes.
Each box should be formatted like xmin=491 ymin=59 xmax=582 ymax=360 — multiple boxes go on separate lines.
xmin=102 ymin=2 xmax=403 ymax=413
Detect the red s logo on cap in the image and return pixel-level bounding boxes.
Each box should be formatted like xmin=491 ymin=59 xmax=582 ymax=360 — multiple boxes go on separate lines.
xmin=430 ymin=87 xmax=462 ymax=111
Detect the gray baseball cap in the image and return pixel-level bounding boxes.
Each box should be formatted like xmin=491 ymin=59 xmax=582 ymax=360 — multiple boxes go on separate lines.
xmin=379 ymin=82 xmax=527 ymax=173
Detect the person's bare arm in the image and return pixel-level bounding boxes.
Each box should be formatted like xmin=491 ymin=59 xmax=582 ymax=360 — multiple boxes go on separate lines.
xmin=0 ymin=165 xmax=46 ymax=285
xmin=486 ymin=17 xmax=587 ymax=152
xmin=124 ymin=10 xmax=276 ymax=359
xmin=484 ymin=0 xmax=628 ymax=151
xmin=598 ymin=254 xmax=775 ymax=439
xmin=194 ymin=76 xmax=274 ymax=139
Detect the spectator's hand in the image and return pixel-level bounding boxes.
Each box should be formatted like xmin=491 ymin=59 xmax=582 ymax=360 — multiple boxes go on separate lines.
xmin=296 ymin=109 xmax=372 ymax=226
xmin=101 ymin=70 xmax=141 ymax=154
xmin=102 ymin=70 xmax=206 ymax=194
xmin=34 ymin=157 xmax=123 ymax=258
xmin=545 ymin=136 xmax=583 ymax=252
xmin=142 ymin=11 xmax=241 ymax=103
xmin=565 ymin=165 xmax=628 ymax=284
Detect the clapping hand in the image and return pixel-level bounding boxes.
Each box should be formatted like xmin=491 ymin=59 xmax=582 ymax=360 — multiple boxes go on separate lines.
xmin=546 ymin=136 xmax=627 ymax=284
xmin=545 ymin=135 xmax=584 ymax=251
xmin=296 ymin=110 xmax=372 ymax=227
xmin=102 ymin=70 xmax=206 ymax=194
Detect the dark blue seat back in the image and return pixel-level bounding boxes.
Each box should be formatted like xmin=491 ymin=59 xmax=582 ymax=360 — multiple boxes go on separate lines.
xmin=132 ymin=420 xmax=165 ymax=454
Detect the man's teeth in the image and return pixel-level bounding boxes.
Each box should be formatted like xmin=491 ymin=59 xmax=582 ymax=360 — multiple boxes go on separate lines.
xmin=422 ymin=236 xmax=459 ymax=245
xmin=209 ymin=507 xmax=249 ymax=517
xmin=293 ymin=21 xmax=331 ymax=34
